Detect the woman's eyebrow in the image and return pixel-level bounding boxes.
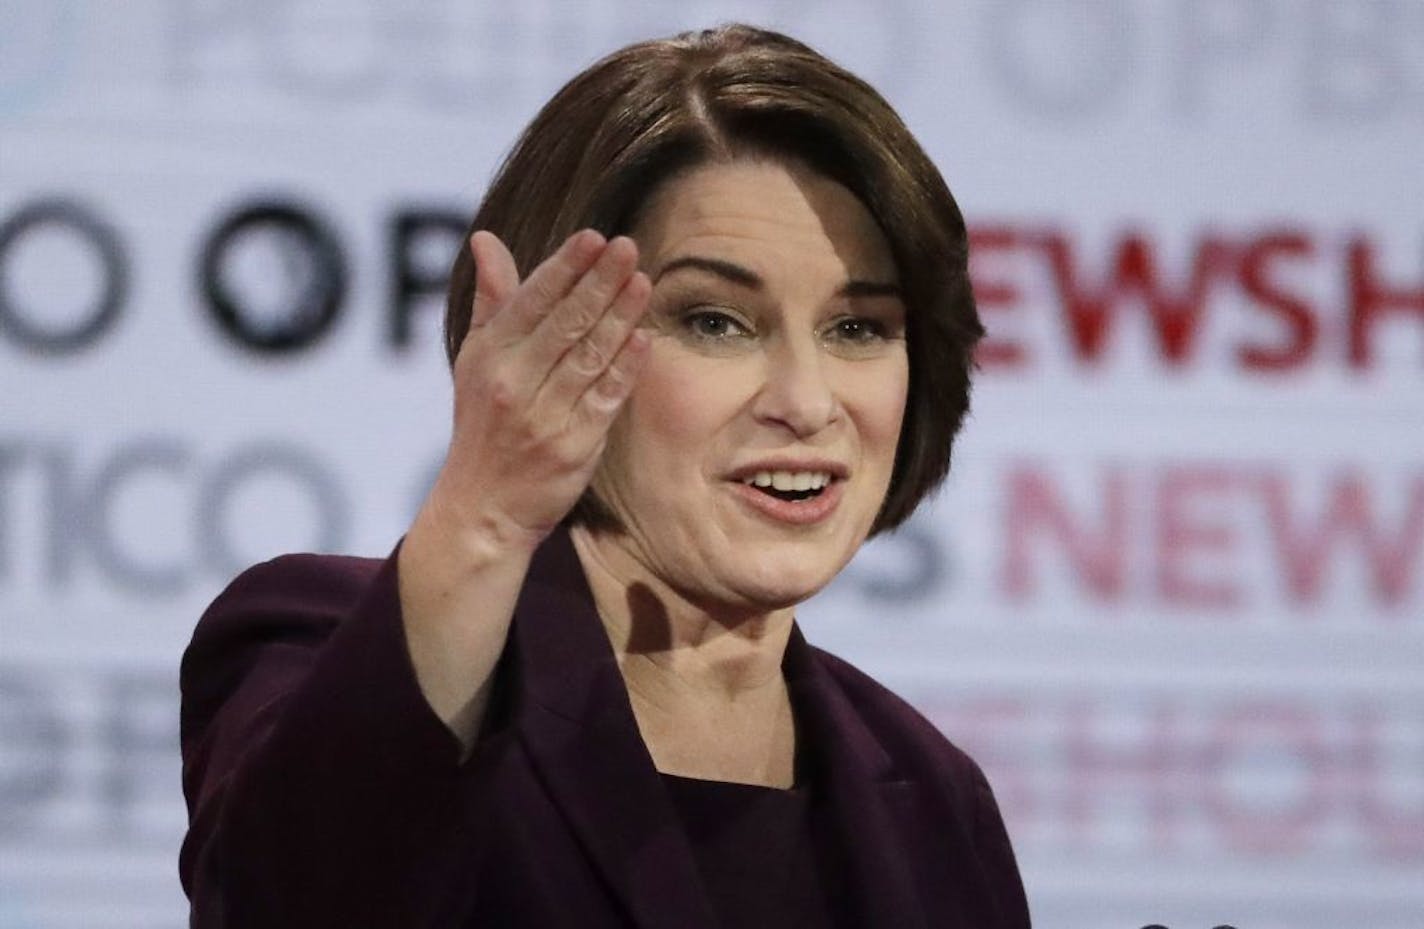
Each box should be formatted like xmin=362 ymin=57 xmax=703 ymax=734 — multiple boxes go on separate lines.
xmin=842 ymin=280 xmax=902 ymax=299
xmin=653 ymin=256 xmax=762 ymax=288
xmin=653 ymin=255 xmax=901 ymax=298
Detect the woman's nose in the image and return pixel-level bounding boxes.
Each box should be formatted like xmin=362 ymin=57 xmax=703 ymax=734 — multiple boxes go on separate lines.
xmin=750 ymin=336 xmax=841 ymax=438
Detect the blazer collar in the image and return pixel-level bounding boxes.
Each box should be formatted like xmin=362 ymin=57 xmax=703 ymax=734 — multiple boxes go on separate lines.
xmin=506 ymin=527 xmax=926 ymax=929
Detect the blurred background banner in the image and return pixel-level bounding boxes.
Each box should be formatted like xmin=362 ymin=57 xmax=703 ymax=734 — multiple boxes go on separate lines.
xmin=2 ymin=1 xmax=1421 ymax=926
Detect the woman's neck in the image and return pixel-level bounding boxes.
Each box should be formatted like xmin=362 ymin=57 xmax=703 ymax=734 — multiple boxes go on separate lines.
xmin=569 ymin=524 xmax=795 ymax=701
xmin=570 ymin=525 xmax=800 ymax=786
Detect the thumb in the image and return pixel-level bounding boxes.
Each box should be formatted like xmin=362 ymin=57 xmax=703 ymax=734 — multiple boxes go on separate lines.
xmin=469 ymin=230 xmax=520 ymax=328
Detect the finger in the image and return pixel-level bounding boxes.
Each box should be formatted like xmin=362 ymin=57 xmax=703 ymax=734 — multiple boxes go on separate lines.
xmin=528 ymin=236 xmax=640 ymax=369
xmin=467 ymin=231 xmax=521 ymax=330
xmin=537 ymin=269 xmax=650 ymax=405
xmin=576 ymin=327 xmax=651 ymax=423
xmin=494 ymin=229 xmax=607 ymax=338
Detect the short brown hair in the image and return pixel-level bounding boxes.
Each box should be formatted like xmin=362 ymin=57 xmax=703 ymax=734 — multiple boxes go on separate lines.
xmin=445 ymin=24 xmax=982 ymax=534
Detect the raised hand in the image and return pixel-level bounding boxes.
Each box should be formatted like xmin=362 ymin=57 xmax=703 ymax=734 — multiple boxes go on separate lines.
xmin=428 ymin=229 xmax=651 ymax=554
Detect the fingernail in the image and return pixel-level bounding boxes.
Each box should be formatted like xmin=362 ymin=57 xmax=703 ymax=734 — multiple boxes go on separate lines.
xmin=571 ymin=228 xmax=606 ymax=252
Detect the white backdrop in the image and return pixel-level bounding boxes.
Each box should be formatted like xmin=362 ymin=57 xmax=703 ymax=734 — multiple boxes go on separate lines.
xmin=2 ymin=1 xmax=1422 ymax=927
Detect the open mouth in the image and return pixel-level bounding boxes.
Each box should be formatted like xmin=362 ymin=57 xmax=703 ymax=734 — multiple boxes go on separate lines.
xmin=763 ymin=487 xmax=822 ymax=502
xmin=741 ymin=470 xmax=834 ymax=503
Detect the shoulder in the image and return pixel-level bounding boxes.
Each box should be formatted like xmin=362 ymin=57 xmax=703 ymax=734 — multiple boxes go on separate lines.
xmin=806 ymin=644 xmax=986 ymax=784
xmin=180 ymin=551 xmax=394 ymax=742
xmin=806 ymin=645 xmax=1031 ymax=924
xmin=186 ymin=550 xmax=392 ymax=665
xmin=208 ymin=552 xmax=389 ymax=618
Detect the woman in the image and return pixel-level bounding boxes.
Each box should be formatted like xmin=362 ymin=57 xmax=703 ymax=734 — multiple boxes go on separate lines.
xmin=179 ymin=24 xmax=1029 ymax=929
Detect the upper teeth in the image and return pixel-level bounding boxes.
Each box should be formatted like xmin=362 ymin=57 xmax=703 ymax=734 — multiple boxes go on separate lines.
xmin=744 ymin=471 xmax=832 ymax=491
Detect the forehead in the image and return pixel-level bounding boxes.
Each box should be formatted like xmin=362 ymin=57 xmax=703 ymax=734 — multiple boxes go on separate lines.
xmin=629 ymin=159 xmax=898 ymax=282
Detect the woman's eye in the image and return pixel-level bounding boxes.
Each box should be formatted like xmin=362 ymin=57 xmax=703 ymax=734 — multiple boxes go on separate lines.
xmin=684 ymin=309 xmax=748 ymax=340
xmin=828 ymin=316 xmax=887 ymax=342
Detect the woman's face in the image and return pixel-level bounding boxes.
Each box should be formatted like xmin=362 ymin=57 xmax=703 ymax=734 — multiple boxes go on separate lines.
xmin=585 ymin=158 xmax=909 ymax=614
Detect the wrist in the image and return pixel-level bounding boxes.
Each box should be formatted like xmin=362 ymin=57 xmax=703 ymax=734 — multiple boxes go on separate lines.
xmin=407 ymin=491 xmax=544 ymax=572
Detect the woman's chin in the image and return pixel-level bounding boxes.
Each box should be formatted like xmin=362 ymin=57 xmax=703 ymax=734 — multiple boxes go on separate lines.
xmin=717 ymin=557 xmax=842 ymax=612
xmin=582 ymin=516 xmax=859 ymax=617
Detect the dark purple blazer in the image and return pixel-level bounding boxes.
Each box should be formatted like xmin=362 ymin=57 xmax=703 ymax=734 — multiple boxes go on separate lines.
xmin=179 ymin=527 xmax=1030 ymax=928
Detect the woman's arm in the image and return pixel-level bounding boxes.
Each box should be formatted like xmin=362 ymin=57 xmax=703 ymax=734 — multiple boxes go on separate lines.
xmin=179 ymin=230 xmax=650 ymax=924
xmin=399 ymin=229 xmax=649 ymax=753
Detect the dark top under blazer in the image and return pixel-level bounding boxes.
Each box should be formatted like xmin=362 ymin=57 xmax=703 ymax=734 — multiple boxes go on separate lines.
xmin=179 ymin=527 xmax=1031 ymax=928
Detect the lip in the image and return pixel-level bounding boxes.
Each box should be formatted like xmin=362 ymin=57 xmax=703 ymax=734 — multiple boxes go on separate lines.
xmin=727 ymin=475 xmax=845 ymax=526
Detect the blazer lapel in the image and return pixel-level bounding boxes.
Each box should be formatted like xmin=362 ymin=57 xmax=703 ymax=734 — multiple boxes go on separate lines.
xmin=784 ymin=627 xmax=929 ymax=929
xmin=507 ymin=529 xmax=718 ymax=929
xmin=503 ymin=529 xmax=929 ymax=929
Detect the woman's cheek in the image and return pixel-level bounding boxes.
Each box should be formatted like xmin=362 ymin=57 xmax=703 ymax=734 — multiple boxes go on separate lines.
xmin=632 ymin=348 xmax=745 ymax=450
